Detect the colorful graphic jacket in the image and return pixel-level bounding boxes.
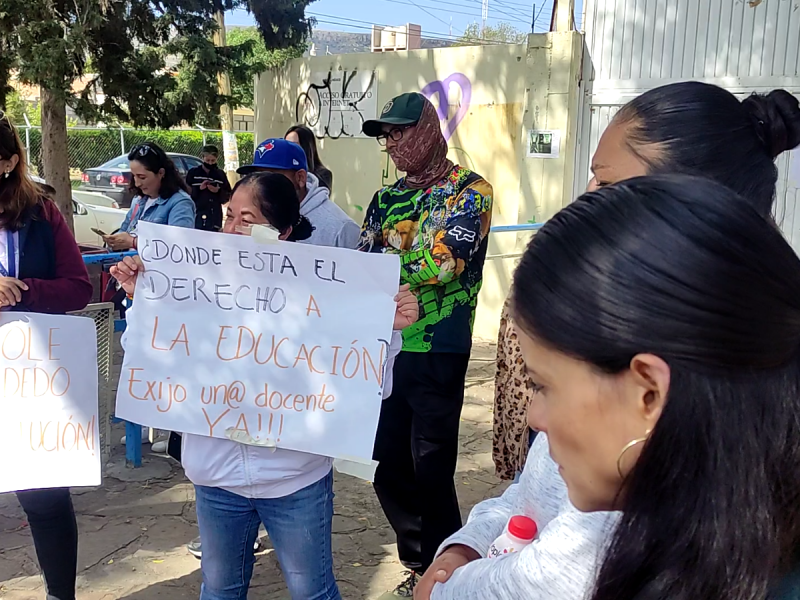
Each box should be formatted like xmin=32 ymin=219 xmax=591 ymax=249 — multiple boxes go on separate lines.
xmin=358 ymin=165 xmax=493 ymax=353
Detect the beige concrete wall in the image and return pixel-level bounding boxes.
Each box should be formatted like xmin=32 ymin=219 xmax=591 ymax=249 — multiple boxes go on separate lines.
xmin=254 ymin=32 xmax=584 ymax=340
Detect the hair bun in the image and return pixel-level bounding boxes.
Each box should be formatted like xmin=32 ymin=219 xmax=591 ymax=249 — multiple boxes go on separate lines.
xmin=742 ymin=90 xmax=800 ymax=159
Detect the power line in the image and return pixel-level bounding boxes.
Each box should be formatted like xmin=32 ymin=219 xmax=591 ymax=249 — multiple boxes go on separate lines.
xmin=495 ymin=0 xmax=538 ymax=19
xmin=460 ymin=0 xmax=533 ymax=22
xmin=308 ymin=13 xmax=509 ymax=45
xmin=532 ymin=0 xmax=553 ymax=29
xmin=465 ymin=0 xmax=536 ymax=9
xmin=378 ymin=0 xmax=530 ymax=24
xmin=407 ymin=0 xmax=455 ymax=30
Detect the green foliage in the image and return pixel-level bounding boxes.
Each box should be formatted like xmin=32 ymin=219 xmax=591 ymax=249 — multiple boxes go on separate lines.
xmin=24 ymin=128 xmax=254 ymax=175
xmin=0 ymin=0 xmax=316 ymax=128
xmin=227 ymin=26 xmax=306 ymax=109
xmin=2 ymin=90 xmax=28 ymax=125
xmin=456 ymin=22 xmax=528 ymax=46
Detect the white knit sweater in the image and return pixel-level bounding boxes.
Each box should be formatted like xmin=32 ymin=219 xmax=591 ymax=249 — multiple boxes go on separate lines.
xmin=431 ymin=434 xmax=620 ymax=600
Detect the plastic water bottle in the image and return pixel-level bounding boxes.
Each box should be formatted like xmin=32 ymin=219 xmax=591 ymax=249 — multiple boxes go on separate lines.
xmin=487 ymin=515 xmax=538 ymax=558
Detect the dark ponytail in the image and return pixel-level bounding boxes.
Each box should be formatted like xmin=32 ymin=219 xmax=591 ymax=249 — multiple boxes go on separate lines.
xmin=287 ymin=214 xmax=313 ymax=242
xmin=615 ymin=82 xmax=800 ymax=218
xmin=742 ymin=89 xmax=800 ymax=159
xmin=512 ymin=175 xmax=800 ymax=600
xmin=233 ymin=172 xmax=314 ymax=242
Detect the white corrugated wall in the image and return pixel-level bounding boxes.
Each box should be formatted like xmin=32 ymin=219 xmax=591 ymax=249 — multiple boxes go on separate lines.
xmin=577 ymin=0 xmax=800 ymax=248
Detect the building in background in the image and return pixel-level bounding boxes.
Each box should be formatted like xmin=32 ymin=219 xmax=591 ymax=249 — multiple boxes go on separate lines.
xmin=371 ymin=24 xmax=422 ymax=52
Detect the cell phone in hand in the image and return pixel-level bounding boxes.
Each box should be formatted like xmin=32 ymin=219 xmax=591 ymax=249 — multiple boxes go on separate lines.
xmin=91 ymin=228 xmax=108 ymax=237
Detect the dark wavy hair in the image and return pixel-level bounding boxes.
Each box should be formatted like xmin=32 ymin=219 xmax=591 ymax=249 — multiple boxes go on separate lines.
xmin=512 ymin=175 xmax=800 ymax=600
xmin=285 ymin=124 xmax=324 ymax=173
xmin=285 ymin=123 xmax=333 ymax=190
xmin=0 ymin=113 xmax=42 ymax=230
xmin=233 ymin=172 xmax=313 ymax=242
xmin=127 ymin=142 xmax=190 ymax=198
xmin=614 ymin=82 xmax=800 ymax=217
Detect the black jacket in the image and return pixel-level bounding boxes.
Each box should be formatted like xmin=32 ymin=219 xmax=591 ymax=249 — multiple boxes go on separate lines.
xmin=186 ymin=165 xmax=232 ymax=230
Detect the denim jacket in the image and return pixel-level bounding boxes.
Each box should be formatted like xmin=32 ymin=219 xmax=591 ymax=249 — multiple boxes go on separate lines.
xmin=120 ymin=189 xmax=196 ymax=235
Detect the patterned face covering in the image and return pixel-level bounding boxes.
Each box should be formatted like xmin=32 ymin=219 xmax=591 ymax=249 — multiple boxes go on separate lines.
xmin=388 ymin=98 xmax=454 ymax=190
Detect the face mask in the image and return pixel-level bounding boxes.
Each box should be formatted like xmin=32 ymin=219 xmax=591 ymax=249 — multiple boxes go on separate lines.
xmin=204 ymin=161 xmax=216 ymax=168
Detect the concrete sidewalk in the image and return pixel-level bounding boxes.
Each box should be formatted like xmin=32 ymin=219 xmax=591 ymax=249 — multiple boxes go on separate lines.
xmin=0 ymin=341 xmax=506 ymax=599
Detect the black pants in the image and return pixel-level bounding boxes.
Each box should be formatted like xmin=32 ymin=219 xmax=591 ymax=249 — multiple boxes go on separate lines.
xmin=16 ymin=488 xmax=78 ymax=600
xmin=372 ymin=351 xmax=470 ymax=573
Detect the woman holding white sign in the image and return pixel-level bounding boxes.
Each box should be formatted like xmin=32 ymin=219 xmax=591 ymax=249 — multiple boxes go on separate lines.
xmin=0 ymin=113 xmax=93 ymax=600
xmin=112 ymin=171 xmax=418 ymax=600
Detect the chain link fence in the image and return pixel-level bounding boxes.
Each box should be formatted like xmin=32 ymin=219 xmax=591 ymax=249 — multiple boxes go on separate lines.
xmin=18 ymin=125 xmax=255 ymax=186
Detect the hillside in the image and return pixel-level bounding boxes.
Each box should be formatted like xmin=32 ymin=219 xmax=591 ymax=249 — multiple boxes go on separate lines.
xmin=309 ymin=29 xmax=453 ymax=54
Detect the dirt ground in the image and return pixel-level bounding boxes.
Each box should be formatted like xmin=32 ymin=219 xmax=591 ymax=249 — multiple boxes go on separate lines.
xmin=0 ymin=340 xmax=507 ymax=600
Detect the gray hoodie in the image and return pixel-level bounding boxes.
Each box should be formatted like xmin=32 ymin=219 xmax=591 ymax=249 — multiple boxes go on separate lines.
xmin=299 ymin=174 xmax=361 ymax=249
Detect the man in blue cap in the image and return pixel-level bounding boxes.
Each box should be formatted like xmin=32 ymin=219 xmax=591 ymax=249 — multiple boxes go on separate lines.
xmin=237 ymin=138 xmax=360 ymax=248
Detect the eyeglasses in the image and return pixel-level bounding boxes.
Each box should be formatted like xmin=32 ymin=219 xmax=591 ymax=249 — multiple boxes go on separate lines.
xmin=377 ymin=128 xmax=406 ymax=146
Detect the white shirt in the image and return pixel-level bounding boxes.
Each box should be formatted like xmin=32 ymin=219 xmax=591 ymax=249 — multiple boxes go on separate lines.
xmin=143 ymin=196 xmax=158 ymax=214
xmin=430 ymin=434 xmax=620 ymax=600
xmin=180 ymin=330 xmax=403 ymax=499
xmin=0 ymin=228 xmax=20 ymax=279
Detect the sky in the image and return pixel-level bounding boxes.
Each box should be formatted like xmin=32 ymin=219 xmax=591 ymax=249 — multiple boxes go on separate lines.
xmin=226 ymin=0 xmax=584 ymax=41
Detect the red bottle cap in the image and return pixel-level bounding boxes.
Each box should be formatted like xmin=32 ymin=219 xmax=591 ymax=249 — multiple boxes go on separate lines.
xmin=508 ymin=515 xmax=538 ymax=541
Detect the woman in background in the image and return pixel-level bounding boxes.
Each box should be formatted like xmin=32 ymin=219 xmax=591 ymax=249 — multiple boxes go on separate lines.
xmin=285 ymin=124 xmax=333 ymax=191
xmin=0 ymin=113 xmax=93 ymax=600
xmin=492 ymin=82 xmax=800 ymax=482
xmin=106 ymin=141 xmax=196 ymax=452
xmin=103 ymin=142 xmax=195 ymax=251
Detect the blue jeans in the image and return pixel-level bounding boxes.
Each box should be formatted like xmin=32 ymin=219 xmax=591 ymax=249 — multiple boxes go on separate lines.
xmin=195 ymin=470 xmax=341 ymax=600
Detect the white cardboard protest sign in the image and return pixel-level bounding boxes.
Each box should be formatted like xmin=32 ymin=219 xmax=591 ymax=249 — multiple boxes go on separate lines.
xmin=116 ymin=222 xmax=400 ymax=462
xmin=0 ymin=313 xmax=100 ymax=494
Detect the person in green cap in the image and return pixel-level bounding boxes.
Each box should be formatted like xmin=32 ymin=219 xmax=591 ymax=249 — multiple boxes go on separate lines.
xmin=360 ymin=92 xmax=493 ymax=597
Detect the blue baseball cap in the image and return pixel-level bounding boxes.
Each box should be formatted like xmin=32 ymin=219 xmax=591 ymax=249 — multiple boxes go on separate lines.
xmin=237 ymin=138 xmax=308 ymax=175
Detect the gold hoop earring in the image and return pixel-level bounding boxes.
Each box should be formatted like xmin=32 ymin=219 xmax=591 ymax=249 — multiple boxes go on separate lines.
xmin=616 ymin=431 xmax=651 ymax=479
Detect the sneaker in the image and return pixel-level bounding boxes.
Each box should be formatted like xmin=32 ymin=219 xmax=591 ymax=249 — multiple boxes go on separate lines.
xmin=121 ymin=427 xmax=150 ymax=445
xmin=377 ymin=571 xmax=420 ymax=598
xmin=187 ymin=536 xmax=264 ymax=559
xmin=187 ymin=537 xmax=202 ymax=559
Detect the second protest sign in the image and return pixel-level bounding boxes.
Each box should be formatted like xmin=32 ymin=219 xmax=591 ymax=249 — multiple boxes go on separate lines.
xmin=116 ymin=222 xmax=400 ymax=462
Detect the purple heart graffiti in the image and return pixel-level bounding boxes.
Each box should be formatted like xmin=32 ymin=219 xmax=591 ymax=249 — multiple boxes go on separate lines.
xmin=420 ymin=73 xmax=472 ymax=142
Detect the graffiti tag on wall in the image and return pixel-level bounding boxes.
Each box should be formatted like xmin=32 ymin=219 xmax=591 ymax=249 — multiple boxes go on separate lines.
xmin=296 ymin=70 xmax=378 ymax=139
xmin=420 ymin=73 xmax=472 ymax=142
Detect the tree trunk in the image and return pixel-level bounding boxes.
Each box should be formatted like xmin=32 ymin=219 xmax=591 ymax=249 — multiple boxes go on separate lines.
xmin=40 ymin=87 xmax=74 ymax=233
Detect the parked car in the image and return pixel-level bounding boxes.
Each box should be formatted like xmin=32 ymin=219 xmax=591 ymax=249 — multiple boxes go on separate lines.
xmin=72 ymin=198 xmax=128 ymax=247
xmin=73 ymin=189 xmax=120 ymax=209
xmin=31 ymin=175 xmax=118 ymax=208
xmin=31 ymin=175 xmax=128 ymax=246
xmin=80 ymin=152 xmax=203 ymax=208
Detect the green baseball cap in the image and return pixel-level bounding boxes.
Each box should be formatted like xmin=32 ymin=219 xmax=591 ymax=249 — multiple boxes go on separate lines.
xmin=362 ymin=92 xmax=426 ymax=137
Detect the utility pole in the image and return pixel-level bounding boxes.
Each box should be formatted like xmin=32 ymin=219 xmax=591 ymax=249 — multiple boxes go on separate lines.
xmin=531 ymin=2 xmax=536 ymax=32
xmin=212 ymin=10 xmax=239 ymax=185
xmin=552 ymin=0 xmax=575 ymax=31
xmin=482 ymin=0 xmax=488 ymax=36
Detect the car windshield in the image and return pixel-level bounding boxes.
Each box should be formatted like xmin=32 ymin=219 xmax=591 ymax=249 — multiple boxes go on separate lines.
xmin=98 ymin=156 xmax=130 ymax=170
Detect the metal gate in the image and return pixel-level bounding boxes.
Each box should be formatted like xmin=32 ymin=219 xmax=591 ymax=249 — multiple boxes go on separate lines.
xmin=577 ymin=0 xmax=800 ymax=247
xmin=69 ymin=302 xmax=115 ymax=466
